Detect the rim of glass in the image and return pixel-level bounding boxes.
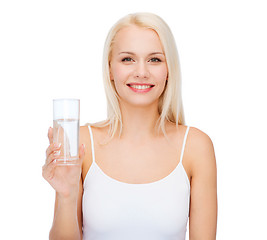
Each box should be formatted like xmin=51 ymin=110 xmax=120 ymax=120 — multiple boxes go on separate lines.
xmin=53 ymin=98 xmax=80 ymax=102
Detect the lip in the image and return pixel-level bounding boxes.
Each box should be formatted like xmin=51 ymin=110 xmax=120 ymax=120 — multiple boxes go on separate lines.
xmin=127 ymin=83 xmax=154 ymax=86
xmin=126 ymin=83 xmax=155 ymax=93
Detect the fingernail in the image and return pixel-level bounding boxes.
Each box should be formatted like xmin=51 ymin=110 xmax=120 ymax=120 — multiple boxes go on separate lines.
xmin=81 ymin=144 xmax=85 ymax=153
xmin=54 ymin=150 xmax=60 ymax=156
xmin=54 ymin=143 xmax=61 ymax=148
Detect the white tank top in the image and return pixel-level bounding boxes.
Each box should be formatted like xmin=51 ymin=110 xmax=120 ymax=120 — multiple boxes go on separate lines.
xmin=83 ymin=125 xmax=190 ymax=240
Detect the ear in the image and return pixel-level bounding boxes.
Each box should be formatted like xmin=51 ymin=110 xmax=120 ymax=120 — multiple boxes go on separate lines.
xmin=110 ymin=71 xmax=114 ymax=81
xmin=109 ymin=63 xmax=114 ymax=81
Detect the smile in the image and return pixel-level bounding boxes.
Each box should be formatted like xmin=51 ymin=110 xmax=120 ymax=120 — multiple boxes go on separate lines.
xmin=126 ymin=83 xmax=155 ymax=93
xmin=128 ymin=84 xmax=153 ymax=89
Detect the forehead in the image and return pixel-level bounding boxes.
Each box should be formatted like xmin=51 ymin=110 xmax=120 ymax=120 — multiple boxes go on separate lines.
xmin=112 ymin=25 xmax=164 ymax=53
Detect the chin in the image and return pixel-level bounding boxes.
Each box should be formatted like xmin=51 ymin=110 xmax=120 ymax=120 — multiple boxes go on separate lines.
xmin=123 ymin=100 xmax=159 ymax=108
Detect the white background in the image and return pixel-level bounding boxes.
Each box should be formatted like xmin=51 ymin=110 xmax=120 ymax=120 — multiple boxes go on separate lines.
xmin=0 ymin=0 xmax=266 ymax=239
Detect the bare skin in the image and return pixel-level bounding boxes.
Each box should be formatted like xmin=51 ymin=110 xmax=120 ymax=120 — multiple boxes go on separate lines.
xmin=81 ymin=123 xmax=217 ymax=240
xmin=43 ymin=128 xmax=85 ymax=239
xmin=43 ymin=25 xmax=217 ymax=239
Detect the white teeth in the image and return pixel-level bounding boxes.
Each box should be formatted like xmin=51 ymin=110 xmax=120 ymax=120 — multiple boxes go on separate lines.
xmin=129 ymin=85 xmax=152 ymax=89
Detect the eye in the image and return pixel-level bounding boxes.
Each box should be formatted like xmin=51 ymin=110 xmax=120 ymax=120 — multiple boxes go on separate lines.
xmin=122 ymin=57 xmax=133 ymax=62
xmin=149 ymin=58 xmax=162 ymax=62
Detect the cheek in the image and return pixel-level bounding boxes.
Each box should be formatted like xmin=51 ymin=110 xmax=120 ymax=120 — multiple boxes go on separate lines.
xmin=154 ymin=65 xmax=168 ymax=83
xmin=154 ymin=66 xmax=168 ymax=94
xmin=110 ymin=64 xmax=128 ymax=82
xmin=110 ymin=65 xmax=127 ymax=93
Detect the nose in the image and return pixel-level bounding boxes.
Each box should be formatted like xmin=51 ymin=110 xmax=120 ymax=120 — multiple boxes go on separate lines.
xmin=133 ymin=61 xmax=150 ymax=79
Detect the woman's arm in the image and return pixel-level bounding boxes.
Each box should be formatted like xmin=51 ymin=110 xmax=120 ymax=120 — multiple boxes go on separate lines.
xmin=43 ymin=127 xmax=87 ymax=240
xmin=49 ymin=178 xmax=83 ymax=240
xmin=188 ymin=128 xmax=217 ymax=240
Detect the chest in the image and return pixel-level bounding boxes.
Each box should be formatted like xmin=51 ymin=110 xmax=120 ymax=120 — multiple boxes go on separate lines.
xmin=94 ymin=138 xmax=183 ymax=184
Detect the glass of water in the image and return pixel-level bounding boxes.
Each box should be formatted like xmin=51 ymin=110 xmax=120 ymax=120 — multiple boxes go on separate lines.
xmin=53 ymin=98 xmax=80 ymax=165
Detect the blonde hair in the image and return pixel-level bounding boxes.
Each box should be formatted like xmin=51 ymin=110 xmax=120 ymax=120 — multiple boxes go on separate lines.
xmin=90 ymin=12 xmax=185 ymax=141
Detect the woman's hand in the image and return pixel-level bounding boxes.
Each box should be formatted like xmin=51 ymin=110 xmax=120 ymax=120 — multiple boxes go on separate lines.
xmin=42 ymin=127 xmax=85 ymax=199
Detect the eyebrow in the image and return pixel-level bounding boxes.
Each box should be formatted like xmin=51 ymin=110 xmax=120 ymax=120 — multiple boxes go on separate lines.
xmin=118 ymin=51 xmax=165 ymax=56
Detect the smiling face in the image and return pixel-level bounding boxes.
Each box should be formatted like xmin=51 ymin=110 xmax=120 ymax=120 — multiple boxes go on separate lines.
xmin=109 ymin=25 xmax=168 ymax=108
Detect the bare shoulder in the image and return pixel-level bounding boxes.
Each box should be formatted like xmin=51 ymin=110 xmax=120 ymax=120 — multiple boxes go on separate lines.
xmin=80 ymin=125 xmax=92 ymax=182
xmin=80 ymin=122 xmax=109 ymax=146
xmin=186 ymin=127 xmax=217 ymax=237
xmin=188 ymin=126 xmax=214 ymax=148
xmin=80 ymin=125 xmax=91 ymax=147
xmin=79 ymin=122 xmax=110 ymax=182
xmin=187 ymin=126 xmax=216 ymax=176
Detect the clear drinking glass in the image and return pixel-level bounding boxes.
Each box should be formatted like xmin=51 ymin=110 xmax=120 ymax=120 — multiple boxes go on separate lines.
xmin=53 ymin=99 xmax=80 ymax=165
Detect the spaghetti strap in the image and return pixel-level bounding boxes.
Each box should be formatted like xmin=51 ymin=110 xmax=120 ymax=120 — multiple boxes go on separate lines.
xmin=180 ymin=126 xmax=190 ymax=164
xmin=88 ymin=125 xmax=96 ymax=163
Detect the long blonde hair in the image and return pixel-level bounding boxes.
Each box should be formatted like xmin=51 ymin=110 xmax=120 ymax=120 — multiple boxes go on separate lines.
xmin=89 ymin=12 xmax=185 ymax=141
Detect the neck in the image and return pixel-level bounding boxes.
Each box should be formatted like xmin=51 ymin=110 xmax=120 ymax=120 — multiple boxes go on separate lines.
xmin=117 ymin=101 xmax=161 ymax=141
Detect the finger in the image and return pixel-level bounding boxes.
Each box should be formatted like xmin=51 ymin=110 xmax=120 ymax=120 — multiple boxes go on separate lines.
xmin=45 ymin=149 xmax=61 ymax=166
xmin=46 ymin=142 xmax=61 ymax=158
xmin=42 ymin=159 xmax=56 ymax=181
xmin=48 ymin=127 xmax=53 ymax=144
xmin=78 ymin=144 xmax=86 ymax=164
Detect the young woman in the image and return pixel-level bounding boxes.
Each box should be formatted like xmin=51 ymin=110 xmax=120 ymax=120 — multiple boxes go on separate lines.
xmin=43 ymin=12 xmax=217 ymax=240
